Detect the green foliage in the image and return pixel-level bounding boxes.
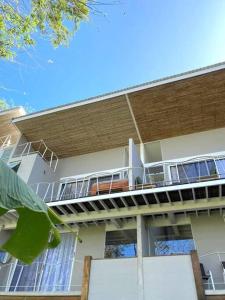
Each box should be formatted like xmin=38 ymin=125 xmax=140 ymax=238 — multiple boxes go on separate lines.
xmin=0 ymin=99 xmax=9 ymax=110
xmin=0 ymin=0 xmax=89 ymax=59
xmin=0 ymin=160 xmax=62 ymax=264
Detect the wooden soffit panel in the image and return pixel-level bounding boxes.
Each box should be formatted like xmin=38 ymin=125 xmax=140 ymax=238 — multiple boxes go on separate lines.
xmin=0 ymin=108 xmax=25 ymax=140
xmin=129 ymin=69 xmax=225 ymax=142
xmin=15 ymin=96 xmax=139 ymax=158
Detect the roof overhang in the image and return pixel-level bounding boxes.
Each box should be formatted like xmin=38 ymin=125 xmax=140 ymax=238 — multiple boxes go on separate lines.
xmin=0 ymin=107 xmax=26 ymax=142
xmin=13 ymin=62 xmax=225 ymax=158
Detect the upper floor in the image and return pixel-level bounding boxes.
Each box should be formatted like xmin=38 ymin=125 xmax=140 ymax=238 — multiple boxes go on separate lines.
xmin=2 ymin=63 xmax=225 ymax=210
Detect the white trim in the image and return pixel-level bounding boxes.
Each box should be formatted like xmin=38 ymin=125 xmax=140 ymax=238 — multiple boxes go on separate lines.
xmin=12 ymin=62 xmax=225 ymax=123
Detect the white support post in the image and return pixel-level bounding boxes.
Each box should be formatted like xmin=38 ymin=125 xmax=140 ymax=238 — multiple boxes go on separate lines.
xmin=140 ymin=143 xmax=145 ymax=164
xmin=137 ymin=215 xmax=149 ymax=300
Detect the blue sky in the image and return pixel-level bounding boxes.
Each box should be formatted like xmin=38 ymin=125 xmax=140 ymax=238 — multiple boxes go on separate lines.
xmin=1 ymin=0 xmax=225 ymax=112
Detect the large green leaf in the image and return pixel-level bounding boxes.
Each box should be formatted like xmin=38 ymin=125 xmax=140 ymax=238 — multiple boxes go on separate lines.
xmin=0 ymin=160 xmax=62 ymax=264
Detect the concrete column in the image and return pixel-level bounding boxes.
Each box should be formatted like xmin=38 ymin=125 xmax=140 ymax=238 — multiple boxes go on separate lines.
xmin=137 ymin=215 xmax=149 ymax=300
xmin=137 ymin=215 xmax=149 ymax=257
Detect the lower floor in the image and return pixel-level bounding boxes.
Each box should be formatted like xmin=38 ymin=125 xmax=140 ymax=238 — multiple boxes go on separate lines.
xmin=0 ymin=211 xmax=225 ymax=297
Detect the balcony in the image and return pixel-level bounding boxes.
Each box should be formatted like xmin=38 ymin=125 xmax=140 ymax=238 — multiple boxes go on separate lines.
xmin=12 ymin=139 xmax=58 ymax=171
xmin=28 ymin=152 xmax=225 ymax=216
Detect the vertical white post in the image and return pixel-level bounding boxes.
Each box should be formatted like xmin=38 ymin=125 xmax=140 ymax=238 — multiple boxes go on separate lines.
xmin=137 ymin=215 xmax=149 ymax=300
xmin=140 ymin=143 xmax=145 ymax=164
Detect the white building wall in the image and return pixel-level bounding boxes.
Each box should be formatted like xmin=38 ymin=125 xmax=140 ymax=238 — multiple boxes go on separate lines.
xmin=161 ymin=128 xmax=225 ymax=160
xmin=14 ymin=153 xmax=58 ymax=185
xmin=71 ymin=226 xmax=106 ymax=292
xmin=16 ymin=154 xmax=37 ymax=183
xmin=27 ymin=154 xmax=59 ymax=184
xmin=56 ymin=146 xmax=127 ymax=178
xmin=143 ymin=255 xmax=198 ymax=300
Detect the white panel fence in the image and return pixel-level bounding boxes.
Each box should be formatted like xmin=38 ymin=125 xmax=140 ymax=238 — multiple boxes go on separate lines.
xmin=88 ymin=255 xmax=198 ymax=300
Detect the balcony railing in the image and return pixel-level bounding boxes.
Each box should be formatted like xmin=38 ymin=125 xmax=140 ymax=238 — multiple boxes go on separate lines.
xmin=0 ymin=259 xmax=79 ymax=292
xmin=199 ymin=252 xmax=225 ymax=291
xmin=12 ymin=140 xmax=58 ymax=171
xmin=142 ymin=153 xmax=225 ymax=188
xmin=0 ymin=135 xmax=12 ymax=149
xmin=30 ymin=168 xmax=129 ymax=203
xmin=29 ymin=153 xmax=225 ymax=204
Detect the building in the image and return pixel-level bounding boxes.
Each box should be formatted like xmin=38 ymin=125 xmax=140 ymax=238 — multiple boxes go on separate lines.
xmin=1 ymin=62 xmax=225 ymax=300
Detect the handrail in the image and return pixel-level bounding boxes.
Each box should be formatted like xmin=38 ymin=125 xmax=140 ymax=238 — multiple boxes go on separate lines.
xmin=200 ymin=252 xmax=225 ymax=258
xmin=30 ymin=167 xmax=130 ymax=202
xmin=13 ymin=140 xmax=58 ymax=172
xmin=0 ymin=135 xmax=15 ymax=149
xmin=0 ymin=258 xmax=79 ymax=292
xmin=29 ymin=160 xmax=225 ymax=203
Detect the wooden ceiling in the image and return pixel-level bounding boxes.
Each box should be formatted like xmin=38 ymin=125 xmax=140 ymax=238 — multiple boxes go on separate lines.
xmin=0 ymin=108 xmax=25 ymax=143
xmin=15 ymin=96 xmax=139 ymax=158
xmin=14 ymin=68 xmax=225 ymax=158
xmin=129 ymin=69 xmax=225 ymax=142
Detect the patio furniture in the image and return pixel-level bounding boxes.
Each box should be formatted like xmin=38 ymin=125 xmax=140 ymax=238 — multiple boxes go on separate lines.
xmin=200 ymin=263 xmax=210 ymax=281
xmin=135 ymin=183 xmax=156 ymax=190
xmin=200 ymin=263 xmax=215 ymax=290
xmin=90 ymin=179 xmax=129 ymax=196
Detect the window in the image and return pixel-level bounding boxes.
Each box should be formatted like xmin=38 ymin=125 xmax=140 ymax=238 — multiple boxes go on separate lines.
xmin=105 ymin=229 xmax=137 ymax=258
xmin=155 ymin=239 xmax=195 ymax=255
xmin=215 ymin=159 xmax=225 ymax=178
xmin=59 ymin=174 xmax=120 ymax=200
xmin=170 ymin=159 xmax=218 ymax=184
xmin=153 ymin=225 xmax=195 ymax=256
xmin=145 ymin=165 xmax=164 ymax=186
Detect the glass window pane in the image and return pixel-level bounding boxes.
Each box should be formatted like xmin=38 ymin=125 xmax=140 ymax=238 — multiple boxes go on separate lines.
xmin=170 ymin=166 xmax=179 ymax=183
xmin=216 ymin=159 xmax=225 ymax=178
xmin=198 ymin=161 xmax=208 ymax=177
xmin=207 ymin=160 xmax=217 ymax=176
xmin=177 ymin=164 xmax=191 ymax=183
xmin=155 ymin=239 xmax=195 ymax=255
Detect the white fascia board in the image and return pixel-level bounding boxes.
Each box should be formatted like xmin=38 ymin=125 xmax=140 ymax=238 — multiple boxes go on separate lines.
xmin=47 ymin=178 xmax=225 ymax=207
xmin=12 ymin=61 xmax=225 ymax=123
